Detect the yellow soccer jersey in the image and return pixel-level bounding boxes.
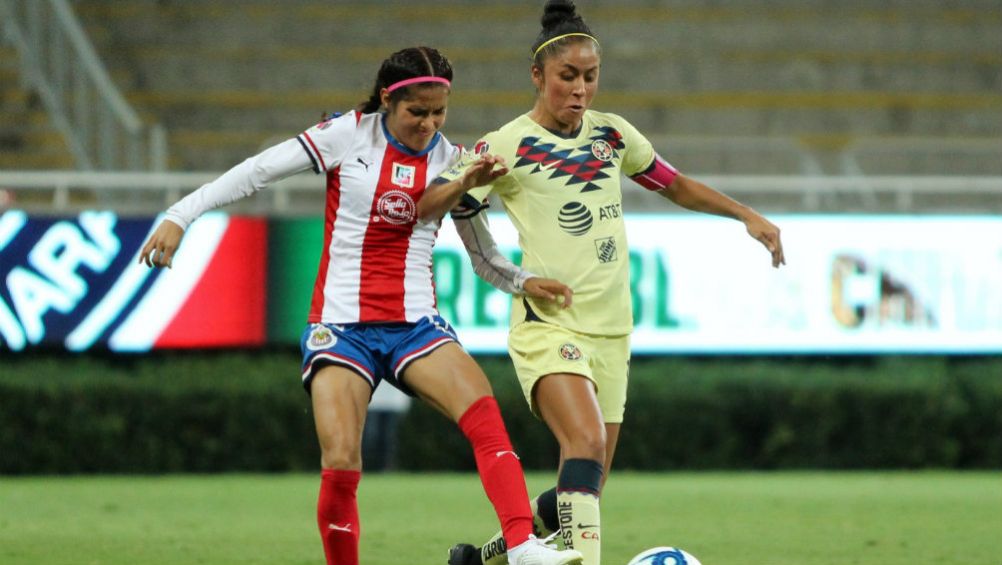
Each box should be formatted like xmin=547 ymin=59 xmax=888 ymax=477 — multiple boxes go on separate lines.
xmin=440 ymin=110 xmax=656 ymax=336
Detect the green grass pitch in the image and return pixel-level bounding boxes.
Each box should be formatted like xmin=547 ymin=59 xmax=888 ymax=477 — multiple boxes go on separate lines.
xmin=1 ymin=472 xmax=999 ymax=564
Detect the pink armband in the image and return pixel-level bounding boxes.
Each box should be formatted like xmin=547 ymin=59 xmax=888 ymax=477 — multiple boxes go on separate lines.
xmin=631 ymin=153 xmax=679 ymax=191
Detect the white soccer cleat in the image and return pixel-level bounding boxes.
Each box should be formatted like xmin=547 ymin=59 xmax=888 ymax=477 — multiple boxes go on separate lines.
xmin=508 ymin=534 xmax=583 ymax=565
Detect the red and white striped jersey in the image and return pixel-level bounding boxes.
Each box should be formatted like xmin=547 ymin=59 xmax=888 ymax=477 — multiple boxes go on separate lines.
xmin=297 ymin=111 xmax=462 ymax=324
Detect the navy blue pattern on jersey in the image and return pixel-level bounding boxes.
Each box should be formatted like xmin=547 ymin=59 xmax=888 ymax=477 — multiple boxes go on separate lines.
xmin=512 ymin=126 xmax=625 ymax=192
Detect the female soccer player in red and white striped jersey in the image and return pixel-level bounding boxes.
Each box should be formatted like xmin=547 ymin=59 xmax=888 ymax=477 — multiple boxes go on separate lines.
xmin=139 ymin=46 xmax=582 ymax=565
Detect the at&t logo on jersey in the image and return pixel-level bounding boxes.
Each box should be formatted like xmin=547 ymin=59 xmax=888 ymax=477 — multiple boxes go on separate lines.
xmin=391 ymin=163 xmax=416 ymax=188
xmin=557 ymin=201 xmax=593 ymax=236
xmin=377 ymin=191 xmax=416 ymax=224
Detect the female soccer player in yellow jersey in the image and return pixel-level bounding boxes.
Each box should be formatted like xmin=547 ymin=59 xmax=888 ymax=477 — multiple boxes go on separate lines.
xmin=419 ymin=2 xmax=785 ymax=564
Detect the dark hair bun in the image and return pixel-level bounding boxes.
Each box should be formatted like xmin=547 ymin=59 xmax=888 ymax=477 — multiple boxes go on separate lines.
xmin=541 ymin=0 xmax=578 ymax=30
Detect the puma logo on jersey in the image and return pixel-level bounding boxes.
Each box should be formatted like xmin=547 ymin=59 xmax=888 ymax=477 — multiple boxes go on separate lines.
xmin=357 ymin=157 xmax=372 ymax=171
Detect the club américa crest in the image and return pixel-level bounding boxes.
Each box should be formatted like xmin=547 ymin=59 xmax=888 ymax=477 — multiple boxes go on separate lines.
xmin=558 ymin=343 xmax=583 ymax=361
xmin=590 ymin=139 xmax=614 ymax=162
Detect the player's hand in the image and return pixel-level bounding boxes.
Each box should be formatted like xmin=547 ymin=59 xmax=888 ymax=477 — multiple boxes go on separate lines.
xmin=744 ymin=213 xmax=785 ymax=268
xmin=461 ymin=154 xmax=508 ymax=192
xmin=523 ymin=277 xmax=573 ymax=309
xmin=139 ymin=220 xmax=185 ymax=268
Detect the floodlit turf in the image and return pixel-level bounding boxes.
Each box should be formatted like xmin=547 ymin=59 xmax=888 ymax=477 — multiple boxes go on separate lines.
xmin=0 ymin=472 xmax=999 ymax=564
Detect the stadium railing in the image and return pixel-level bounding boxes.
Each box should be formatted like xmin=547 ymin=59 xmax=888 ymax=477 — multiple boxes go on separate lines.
xmin=1 ymin=171 xmax=1000 ymax=215
xmin=0 ymin=0 xmax=167 ymax=171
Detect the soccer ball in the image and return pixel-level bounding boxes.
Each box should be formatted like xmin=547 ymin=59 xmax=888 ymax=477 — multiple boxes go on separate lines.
xmin=626 ymin=546 xmax=703 ymax=565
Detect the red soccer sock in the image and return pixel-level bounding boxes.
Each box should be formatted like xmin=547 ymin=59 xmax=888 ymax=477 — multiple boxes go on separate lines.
xmin=317 ymin=469 xmax=361 ymax=565
xmin=458 ymin=396 xmax=534 ymax=549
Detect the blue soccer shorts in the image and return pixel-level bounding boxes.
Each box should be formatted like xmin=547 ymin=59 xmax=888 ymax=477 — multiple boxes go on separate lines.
xmin=299 ymin=314 xmax=460 ymax=395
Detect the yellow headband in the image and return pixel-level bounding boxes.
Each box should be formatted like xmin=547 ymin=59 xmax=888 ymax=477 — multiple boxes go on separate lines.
xmin=532 ymin=33 xmax=599 ymax=59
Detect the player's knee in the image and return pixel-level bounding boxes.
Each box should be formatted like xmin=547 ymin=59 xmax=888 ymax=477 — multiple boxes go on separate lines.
xmin=319 ymin=439 xmax=363 ymax=470
xmin=562 ymin=426 xmax=606 ymax=461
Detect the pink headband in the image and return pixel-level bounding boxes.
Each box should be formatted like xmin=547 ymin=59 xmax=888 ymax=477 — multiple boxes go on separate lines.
xmin=385 ymin=76 xmax=451 ymax=93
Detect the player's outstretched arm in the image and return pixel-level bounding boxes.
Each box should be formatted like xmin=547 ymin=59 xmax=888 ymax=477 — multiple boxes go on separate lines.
xmin=418 ymin=154 xmax=508 ymax=221
xmin=139 ymin=219 xmax=185 ymax=268
xmin=138 ymin=138 xmax=314 ymax=269
xmin=658 ymin=174 xmax=785 ymax=268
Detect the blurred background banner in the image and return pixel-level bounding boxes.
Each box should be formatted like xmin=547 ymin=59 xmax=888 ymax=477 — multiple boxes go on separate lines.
xmin=0 ymin=211 xmax=267 ymax=351
xmin=5 ymin=211 xmax=1001 ymax=354
xmin=437 ymin=215 xmax=1002 ymax=354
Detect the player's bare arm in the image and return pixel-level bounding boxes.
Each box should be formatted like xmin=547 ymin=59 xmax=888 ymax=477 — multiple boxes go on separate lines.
xmin=658 ymin=174 xmax=785 ymax=268
xmin=417 ymin=154 xmax=508 ymax=220
xmin=139 ymin=219 xmax=185 ymax=268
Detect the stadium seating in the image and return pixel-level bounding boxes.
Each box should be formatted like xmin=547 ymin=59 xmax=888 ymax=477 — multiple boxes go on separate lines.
xmin=3 ymin=0 xmax=1000 ymax=176
xmin=0 ymin=45 xmax=74 ymax=169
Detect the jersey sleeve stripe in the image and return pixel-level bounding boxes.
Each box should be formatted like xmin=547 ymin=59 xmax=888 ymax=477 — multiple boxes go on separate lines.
xmin=300 ymin=132 xmax=328 ymax=172
xmin=449 ymin=193 xmax=489 ymax=219
xmin=296 ymin=136 xmax=321 ymax=174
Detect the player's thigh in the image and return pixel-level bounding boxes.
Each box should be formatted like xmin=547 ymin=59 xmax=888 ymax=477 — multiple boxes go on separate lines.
xmin=311 ymin=365 xmax=372 ymax=468
xmin=402 ymin=342 xmax=493 ymax=422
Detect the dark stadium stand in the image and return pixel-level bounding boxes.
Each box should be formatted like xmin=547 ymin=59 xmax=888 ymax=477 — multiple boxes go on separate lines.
xmin=2 ymin=0 xmax=1000 ymax=175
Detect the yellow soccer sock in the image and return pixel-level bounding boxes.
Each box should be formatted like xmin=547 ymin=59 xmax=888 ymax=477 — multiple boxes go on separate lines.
xmin=480 ymin=530 xmax=508 ymax=565
xmin=556 ymin=458 xmax=604 ymax=564
xmin=557 ymin=490 xmax=601 ymax=564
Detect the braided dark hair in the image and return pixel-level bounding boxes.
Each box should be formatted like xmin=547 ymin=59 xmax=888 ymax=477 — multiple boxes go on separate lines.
xmin=356 ymin=46 xmax=454 ymax=114
xmin=530 ymin=0 xmax=599 ymax=67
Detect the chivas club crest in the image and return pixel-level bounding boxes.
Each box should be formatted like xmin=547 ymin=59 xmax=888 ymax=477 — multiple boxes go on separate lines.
xmin=307 ymin=325 xmax=336 ymax=350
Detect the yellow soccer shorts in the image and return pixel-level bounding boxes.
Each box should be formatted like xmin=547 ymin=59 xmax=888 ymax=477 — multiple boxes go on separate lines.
xmin=507 ymin=321 xmax=631 ymax=423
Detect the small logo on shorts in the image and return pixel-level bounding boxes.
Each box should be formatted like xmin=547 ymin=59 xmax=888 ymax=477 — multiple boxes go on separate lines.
xmin=307 ymin=325 xmax=336 ymax=350
xmin=558 ymin=343 xmax=582 ymax=361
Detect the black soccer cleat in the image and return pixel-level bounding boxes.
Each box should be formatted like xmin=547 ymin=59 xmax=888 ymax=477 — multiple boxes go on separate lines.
xmin=447 ymin=543 xmax=483 ymax=565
